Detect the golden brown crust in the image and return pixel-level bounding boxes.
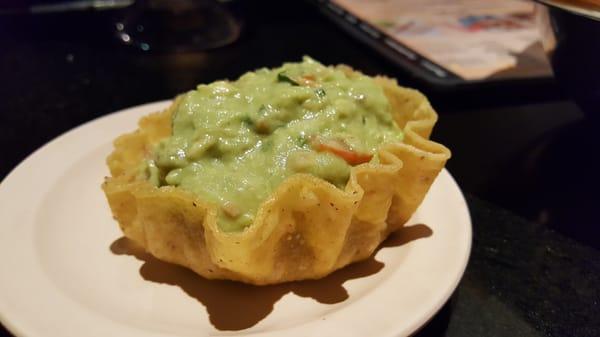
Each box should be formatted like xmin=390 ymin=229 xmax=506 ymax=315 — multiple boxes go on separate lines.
xmin=102 ymin=75 xmax=451 ymax=285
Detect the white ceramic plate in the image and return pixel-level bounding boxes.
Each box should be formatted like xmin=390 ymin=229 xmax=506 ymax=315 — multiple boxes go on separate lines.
xmin=0 ymin=101 xmax=471 ymax=337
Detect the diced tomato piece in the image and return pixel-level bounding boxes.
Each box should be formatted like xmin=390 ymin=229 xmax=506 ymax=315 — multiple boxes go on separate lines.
xmin=301 ymin=74 xmax=317 ymax=86
xmin=312 ymin=137 xmax=373 ymax=165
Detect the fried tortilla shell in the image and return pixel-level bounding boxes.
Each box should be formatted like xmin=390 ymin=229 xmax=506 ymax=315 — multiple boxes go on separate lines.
xmin=102 ymin=75 xmax=451 ymax=285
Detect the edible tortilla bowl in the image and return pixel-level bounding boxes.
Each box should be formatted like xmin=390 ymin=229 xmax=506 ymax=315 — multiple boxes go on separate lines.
xmin=102 ymin=74 xmax=451 ymax=285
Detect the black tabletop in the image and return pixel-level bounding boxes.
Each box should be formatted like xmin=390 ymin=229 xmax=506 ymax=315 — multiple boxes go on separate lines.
xmin=1 ymin=1 xmax=598 ymax=336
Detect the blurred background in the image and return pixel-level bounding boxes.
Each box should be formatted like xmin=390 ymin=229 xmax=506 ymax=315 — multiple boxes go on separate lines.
xmin=0 ymin=0 xmax=599 ymax=336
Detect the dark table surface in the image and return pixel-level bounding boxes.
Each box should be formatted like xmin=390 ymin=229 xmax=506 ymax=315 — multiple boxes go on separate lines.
xmin=1 ymin=1 xmax=598 ymax=336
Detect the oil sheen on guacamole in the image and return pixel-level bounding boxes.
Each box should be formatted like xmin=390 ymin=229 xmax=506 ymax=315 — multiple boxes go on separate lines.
xmin=147 ymin=57 xmax=403 ymax=232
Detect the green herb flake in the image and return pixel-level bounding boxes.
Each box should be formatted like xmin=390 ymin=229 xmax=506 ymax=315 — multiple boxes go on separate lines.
xmin=258 ymin=104 xmax=267 ymax=116
xmin=241 ymin=115 xmax=254 ymax=126
xmin=296 ymin=135 xmax=308 ymax=147
xmin=315 ymin=88 xmax=326 ymax=98
xmin=277 ymin=72 xmax=299 ymax=86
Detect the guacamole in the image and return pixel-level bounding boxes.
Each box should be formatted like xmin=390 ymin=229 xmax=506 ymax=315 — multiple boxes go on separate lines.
xmin=147 ymin=57 xmax=403 ymax=232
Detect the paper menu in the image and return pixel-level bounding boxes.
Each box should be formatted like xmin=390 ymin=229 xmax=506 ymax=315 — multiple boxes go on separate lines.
xmin=334 ymin=0 xmax=547 ymax=80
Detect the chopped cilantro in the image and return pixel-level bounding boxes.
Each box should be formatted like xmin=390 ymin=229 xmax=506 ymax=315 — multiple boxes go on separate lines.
xmin=315 ymin=88 xmax=326 ymax=98
xmin=277 ymin=72 xmax=299 ymax=86
xmin=241 ymin=115 xmax=254 ymax=126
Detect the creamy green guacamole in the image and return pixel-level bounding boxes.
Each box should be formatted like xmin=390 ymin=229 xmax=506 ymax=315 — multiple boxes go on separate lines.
xmin=147 ymin=57 xmax=403 ymax=232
